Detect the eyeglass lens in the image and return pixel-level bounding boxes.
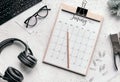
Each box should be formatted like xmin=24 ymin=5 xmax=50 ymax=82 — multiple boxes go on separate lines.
xmin=24 ymin=5 xmax=50 ymax=28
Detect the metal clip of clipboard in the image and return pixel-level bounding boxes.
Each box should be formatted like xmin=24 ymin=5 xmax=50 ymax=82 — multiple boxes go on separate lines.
xmin=76 ymin=0 xmax=88 ymax=16
xmin=61 ymin=0 xmax=88 ymax=17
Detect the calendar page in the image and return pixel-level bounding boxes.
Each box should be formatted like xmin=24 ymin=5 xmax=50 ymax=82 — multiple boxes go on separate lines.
xmin=43 ymin=4 xmax=103 ymax=75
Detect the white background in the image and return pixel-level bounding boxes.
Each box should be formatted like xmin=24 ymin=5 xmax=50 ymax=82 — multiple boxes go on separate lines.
xmin=0 ymin=0 xmax=120 ymax=82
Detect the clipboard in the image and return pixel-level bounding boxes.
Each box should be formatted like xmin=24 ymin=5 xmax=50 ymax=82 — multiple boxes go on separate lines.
xmin=42 ymin=2 xmax=103 ymax=76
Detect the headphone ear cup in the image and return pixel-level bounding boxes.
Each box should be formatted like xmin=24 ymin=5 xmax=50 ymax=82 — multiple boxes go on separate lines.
xmin=3 ymin=67 xmax=24 ymax=82
xmin=18 ymin=51 xmax=37 ymax=68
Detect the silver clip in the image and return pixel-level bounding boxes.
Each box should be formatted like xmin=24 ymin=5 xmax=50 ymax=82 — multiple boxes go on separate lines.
xmin=82 ymin=0 xmax=87 ymax=8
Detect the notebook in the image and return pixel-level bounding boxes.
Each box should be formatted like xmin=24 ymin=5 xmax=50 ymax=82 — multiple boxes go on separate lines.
xmin=43 ymin=3 xmax=103 ymax=76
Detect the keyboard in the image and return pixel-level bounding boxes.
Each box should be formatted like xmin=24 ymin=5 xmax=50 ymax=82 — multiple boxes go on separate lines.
xmin=0 ymin=0 xmax=42 ymax=25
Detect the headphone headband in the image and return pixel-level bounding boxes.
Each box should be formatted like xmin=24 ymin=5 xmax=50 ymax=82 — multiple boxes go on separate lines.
xmin=0 ymin=38 xmax=32 ymax=55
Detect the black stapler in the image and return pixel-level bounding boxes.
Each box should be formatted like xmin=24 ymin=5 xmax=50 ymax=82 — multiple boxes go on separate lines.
xmin=110 ymin=33 xmax=120 ymax=71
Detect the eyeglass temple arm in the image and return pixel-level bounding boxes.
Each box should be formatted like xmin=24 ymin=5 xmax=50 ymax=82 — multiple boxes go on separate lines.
xmin=42 ymin=8 xmax=51 ymax=11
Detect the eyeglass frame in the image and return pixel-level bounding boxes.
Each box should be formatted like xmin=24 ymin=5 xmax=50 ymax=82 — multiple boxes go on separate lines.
xmin=24 ymin=5 xmax=51 ymax=28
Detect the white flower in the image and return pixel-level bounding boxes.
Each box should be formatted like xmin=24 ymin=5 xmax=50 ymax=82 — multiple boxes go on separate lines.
xmin=107 ymin=0 xmax=120 ymax=16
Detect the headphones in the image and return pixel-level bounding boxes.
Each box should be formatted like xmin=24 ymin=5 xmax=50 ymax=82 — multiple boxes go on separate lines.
xmin=0 ymin=38 xmax=37 ymax=82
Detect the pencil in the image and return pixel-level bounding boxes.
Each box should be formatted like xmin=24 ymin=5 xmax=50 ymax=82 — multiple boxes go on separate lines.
xmin=67 ymin=30 xmax=70 ymax=68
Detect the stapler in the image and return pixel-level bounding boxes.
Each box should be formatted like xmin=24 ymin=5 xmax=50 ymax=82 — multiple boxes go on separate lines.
xmin=110 ymin=33 xmax=120 ymax=71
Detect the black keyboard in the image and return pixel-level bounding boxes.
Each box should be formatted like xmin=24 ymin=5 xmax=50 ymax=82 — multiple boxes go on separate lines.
xmin=0 ymin=0 xmax=42 ymax=25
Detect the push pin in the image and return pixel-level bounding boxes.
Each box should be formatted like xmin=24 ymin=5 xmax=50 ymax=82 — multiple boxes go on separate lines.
xmin=110 ymin=33 xmax=120 ymax=71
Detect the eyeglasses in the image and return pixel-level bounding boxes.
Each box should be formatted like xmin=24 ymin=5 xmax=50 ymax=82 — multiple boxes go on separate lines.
xmin=24 ymin=5 xmax=51 ymax=28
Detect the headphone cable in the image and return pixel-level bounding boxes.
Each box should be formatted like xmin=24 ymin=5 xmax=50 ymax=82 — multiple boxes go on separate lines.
xmin=0 ymin=72 xmax=3 ymax=78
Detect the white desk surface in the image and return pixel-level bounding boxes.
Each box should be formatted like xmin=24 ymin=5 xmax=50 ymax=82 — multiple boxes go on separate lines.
xmin=0 ymin=0 xmax=120 ymax=82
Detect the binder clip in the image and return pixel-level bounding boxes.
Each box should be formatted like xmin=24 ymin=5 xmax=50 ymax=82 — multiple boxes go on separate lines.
xmin=76 ymin=0 xmax=88 ymax=16
xmin=110 ymin=33 xmax=120 ymax=71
